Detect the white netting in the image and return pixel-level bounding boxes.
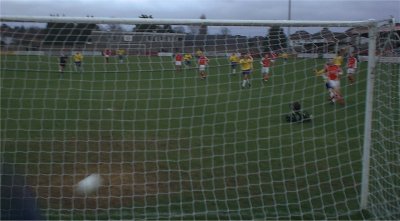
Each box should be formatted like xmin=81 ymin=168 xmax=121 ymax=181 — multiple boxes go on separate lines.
xmin=367 ymin=26 xmax=400 ymax=219
xmin=0 ymin=17 xmax=398 ymax=220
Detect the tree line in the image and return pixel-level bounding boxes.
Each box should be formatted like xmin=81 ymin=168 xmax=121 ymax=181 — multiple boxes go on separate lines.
xmin=1 ymin=14 xmax=289 ymax=51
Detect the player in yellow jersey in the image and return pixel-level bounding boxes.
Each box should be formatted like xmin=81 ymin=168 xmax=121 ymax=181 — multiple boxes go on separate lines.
xmin=281 ymin=52 xmax=289 ymax=64
xmin=333 ymin=51 xmax=344 ymax=75
xmin=184 ymin=53 xmax=193 ymax=67
xmin=229 ymin=53 xmax=240 ymax=75
xmin=73 ymin=52 xmax=83 ymax=72
xmin=117 ymin=49 xmax=125 ymax=63
xmin=239 ymin=53 xmax=254 ymax=89
xmin=196 ymin=49 xmax=203 ymax=59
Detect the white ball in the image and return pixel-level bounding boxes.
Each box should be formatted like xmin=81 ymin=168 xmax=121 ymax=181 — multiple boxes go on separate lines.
xmin=76 ymin=174 xmax=103 ymax=195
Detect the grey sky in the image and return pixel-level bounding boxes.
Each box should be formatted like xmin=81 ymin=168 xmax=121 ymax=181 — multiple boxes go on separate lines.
xmin=1 ymin=0 xmax=398 ymax=21
xmin=0 ymin=0 xmax=399 ymax=36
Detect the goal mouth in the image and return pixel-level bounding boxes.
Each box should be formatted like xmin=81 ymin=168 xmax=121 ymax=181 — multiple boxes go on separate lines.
xmin=1 ymin=16 xmax=398 ymax=220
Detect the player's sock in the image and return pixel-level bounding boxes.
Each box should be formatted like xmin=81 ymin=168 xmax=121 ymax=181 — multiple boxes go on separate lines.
xmin=329 ymin=91 xmax=335 ymax=98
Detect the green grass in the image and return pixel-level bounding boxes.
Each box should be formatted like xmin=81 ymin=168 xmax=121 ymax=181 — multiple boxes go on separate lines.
xmin=1 ymin=55 xmax=374 ymax=219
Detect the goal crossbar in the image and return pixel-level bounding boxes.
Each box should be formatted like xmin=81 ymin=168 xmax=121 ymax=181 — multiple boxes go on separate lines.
xmin=0 ymin=15 xmax=379 ymax=27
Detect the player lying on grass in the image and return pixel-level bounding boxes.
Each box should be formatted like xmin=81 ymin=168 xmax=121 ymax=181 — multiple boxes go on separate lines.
xmin=315 ymin=59 xmax=345 ymax=105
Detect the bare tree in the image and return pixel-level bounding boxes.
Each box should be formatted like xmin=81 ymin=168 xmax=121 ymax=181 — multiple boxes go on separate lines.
xmin=220 ymin=27 xmax=231 ymax=36
xmin=199 ymin=14 xmax=208 ymax=35
xmin=188 ymin=25 xmax=199 ymax=35
xmin=173 ymin=26 xmax=186 ymax=33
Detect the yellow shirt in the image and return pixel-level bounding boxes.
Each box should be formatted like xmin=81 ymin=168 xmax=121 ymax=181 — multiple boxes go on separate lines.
xmin=117 ymin=49 xmax=125 ymax=55
xmin=196 ymin=50 xmax=203 ymax=57
xmin=333 ymin=56 xmax=343 ymax=66
xmin=229 ymin=54 xmax=240 ymax=63
xmin=281 ymin=53 xmax=288 ymax=59
xmin=184 ymin=54 xmax=192 ymax=61
xmin=73 ymin=53 xmax=83 ymax=62
xmin=240 ymin=58 xmax=253 ymax=70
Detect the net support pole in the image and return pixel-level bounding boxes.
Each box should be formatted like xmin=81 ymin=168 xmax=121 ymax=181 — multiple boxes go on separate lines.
xmin=360 ymin=20 xmax=378 ymax=210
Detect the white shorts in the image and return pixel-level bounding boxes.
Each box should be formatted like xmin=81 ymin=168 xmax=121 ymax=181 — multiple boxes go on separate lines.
xmin=328 ymin=80 xmax=340 ymax=89
xmin=199 ymin=65 xmax=206 ymax=71
xmin=347 ymin=68 xmax=356 ymax=75
xmin=175 ymin=61 xmax=182 ymax=66
xmin=261 ymin=67 xmax=270 ymax=74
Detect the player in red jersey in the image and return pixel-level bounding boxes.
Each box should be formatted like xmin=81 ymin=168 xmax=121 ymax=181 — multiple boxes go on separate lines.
xmin=346 ymin=53 xmax=358 ymax=85
xmin=325 ymin=59 xmax=344 ymax=105
xmin=260 ymin=53 xmax=272 ymax=83
xmin=315 ymin=59 xmax=344 ymax=105
xmin=198 ymin=54 xmax=209 ymax=79
xmin=104 ymin=49 xmax=112 ymax=63
xmin=175 ymin=52 xmax=183 ymax=72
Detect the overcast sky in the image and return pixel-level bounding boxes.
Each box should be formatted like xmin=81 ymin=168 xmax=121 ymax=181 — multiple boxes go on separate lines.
xmin=1 ymin=0 xmax=399 ymax=35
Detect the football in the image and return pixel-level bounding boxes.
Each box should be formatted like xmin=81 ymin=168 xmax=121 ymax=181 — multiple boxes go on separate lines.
xmin=76 ymin=174 xmax=103 ymax=195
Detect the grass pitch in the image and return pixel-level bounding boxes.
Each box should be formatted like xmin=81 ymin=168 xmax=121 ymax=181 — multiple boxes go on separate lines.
xmin=1 ymin=55 xmax=373 ymax=219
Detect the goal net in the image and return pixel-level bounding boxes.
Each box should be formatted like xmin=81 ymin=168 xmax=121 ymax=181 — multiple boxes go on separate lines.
xmin=1 ymin=16 xmax=399 ymax=220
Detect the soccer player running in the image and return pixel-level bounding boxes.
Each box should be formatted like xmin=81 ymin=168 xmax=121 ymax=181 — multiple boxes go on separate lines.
xmin=117 ymin=49 xmax=125 ymax=64
xmin=104 ymin=49 xmax=111 ymax=63
xmin=73 ymin=52 xmax=83 ymax=73
xmin=198 ymin=53 xmax=209 ymax=80
xmin=281 ymin=52 xmax=289 ymax=64
xmin=174 ymin=52 xmax=183 ymax=72
xmin=315 ymin=59 xmax=344 ymax=105
xmin=261 ymin=53 xmax=272 ymax=83
xmin=239 ymin=53 xmax=254 ymax=88
xmin=229 ymin=52 xmax=240 ymax=75
xmin=333 ymin=51 xmax=344 ymax=74
xmin=184 ymin=53 xmax=193 ymax=68
xmin=270 ymin=51 xmax=278 ymax=63
xmin=196 ymin=49 xmax=203 ymax=60
xmin=346 ymin=52 xmax=358 ymax=85
xmin=59 ymin=52 xmax=68 ymax=75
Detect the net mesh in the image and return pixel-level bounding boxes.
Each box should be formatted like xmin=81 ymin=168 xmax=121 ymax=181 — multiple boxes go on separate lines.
xmin=1 ymin=17 xmax=399 ymax=220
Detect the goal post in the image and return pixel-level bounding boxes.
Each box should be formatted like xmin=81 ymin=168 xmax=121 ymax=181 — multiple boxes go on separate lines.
xmin=1 ymin=16 xmax=399 ymax=220
xmin=360 ymin=21 xmax=378 ymax=210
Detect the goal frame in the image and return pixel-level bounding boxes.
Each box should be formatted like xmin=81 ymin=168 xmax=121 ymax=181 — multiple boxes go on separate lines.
xmin=0 ymin=15 xmax=387 ymax=216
